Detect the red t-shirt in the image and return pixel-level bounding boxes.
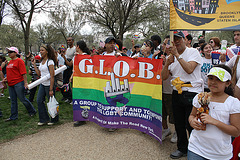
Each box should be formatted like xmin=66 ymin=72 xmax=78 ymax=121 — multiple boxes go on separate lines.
xmin=6 ymin=58 xmax=27 ymax=86
xmin=0 ymin=66 xmax=2 ymax=71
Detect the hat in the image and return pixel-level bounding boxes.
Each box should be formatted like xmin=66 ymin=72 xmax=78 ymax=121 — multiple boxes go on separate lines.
xmin=173 ymin=31 xmax=185 ymax=38
xmin=122 ymin=47 xmax=127 ymax=50
xmin=207 ymin=67 xmax=231 ymax=82
xmin=34 ymin=55 xmax=41 ymax=60
xmin=105 ymin=37 xmax=116 ymax=43
xmin=198 ymin=35 xmax=203 ymax=39
xmin=134 ymin=44 xmax=141 ymax=48
xmin=6 ymin=47 xmax=19 ymax=54
xmin=199 ymin=39 xmax=205 ymax=44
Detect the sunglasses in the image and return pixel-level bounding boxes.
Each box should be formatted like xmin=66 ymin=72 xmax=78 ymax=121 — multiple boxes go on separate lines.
xmin=8 ymin=51 xmax=15 ymax=53
xmin=210 ymin=40 xmax=214 ymax=43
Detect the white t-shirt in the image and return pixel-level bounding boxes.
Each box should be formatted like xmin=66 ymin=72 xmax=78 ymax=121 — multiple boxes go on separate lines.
xmin=102 ymin=51 xmax=115 ymax=56
xmin=39 ymin=59 xmax=54 ymax=86
xmin=188 ymin=94 xmax=240 ymax=160
xmin=168 ymin=47 xmax=203 ymax=93
xmin=201 ymin=57 xmax=213 ymax=89
xmin=102 ymin=51 xmax=121 ymax=56
xmin=65 ymin=46 xmax=76 ymax=60
xmin=226 ymin=55 xmax=240 ymax=88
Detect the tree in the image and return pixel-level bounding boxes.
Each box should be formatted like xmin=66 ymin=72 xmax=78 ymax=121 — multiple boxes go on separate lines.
xmin=0 ymin=0 xmax=7 ymax=25
xmin=78 ymin=0 xmax=166 ymax=41
xmin=205 ymin=31 xmax=234 ymax=44
xmin=0 ymin=24 xmax=24 ymax=50
xmin=49 ymin=2 xmax=85 ymax=44
xmin=6 ymin=0 xmax=53 ymax=64
xmin=35 ymin=23 xmax=65 ymax=49
xmin=137 ymin=1 xmax=169 ymax=39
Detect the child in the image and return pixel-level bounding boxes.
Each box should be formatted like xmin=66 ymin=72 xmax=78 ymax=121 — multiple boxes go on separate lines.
xmin=28 ymin=55 xmax=41 ymax=102
xmin=188 ymin=64 xmax=240 ymax=160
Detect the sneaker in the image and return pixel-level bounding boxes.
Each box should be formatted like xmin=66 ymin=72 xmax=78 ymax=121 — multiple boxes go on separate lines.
xmin=64 ymin=99 xmax=71 ymax=103
xmin=73 ymin=121 xmax=86 ymax=127
xmin=171 ymin=131 xmax=177 ymax=143
xmin=162 ymin=128 xmax=171 ymax=141
xmin=37 ymin=122 xmax=47 ymax=126
xmin=5 ymin=118 xmax=17 ymax=122
xmin=108 ymin=128 xmax=117 ymax=132
xmin=47 ymin=122 xmax=55 ymax=126
xmin=8 ymin=96 xmax=10 ymax=99
xmin=170 ymin=150 xmax=187 ymax=159
xmin=69 ymin=101 xmax=73 ymax=105
xmin=0 ymin=93 xmax=4 ymax=97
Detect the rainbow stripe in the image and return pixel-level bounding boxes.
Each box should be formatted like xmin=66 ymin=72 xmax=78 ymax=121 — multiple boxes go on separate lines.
xmin=133 ymin=35 xmax=140 ymax=38
xmin=115 ymin=44 xmax=119 ymax=50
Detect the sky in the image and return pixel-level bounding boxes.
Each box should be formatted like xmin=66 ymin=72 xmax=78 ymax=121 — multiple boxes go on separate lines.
xmin=2 ymin=1 xmax=93 ymax=35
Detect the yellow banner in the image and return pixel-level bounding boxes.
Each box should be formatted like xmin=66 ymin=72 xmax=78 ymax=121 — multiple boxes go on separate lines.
xmin=170 ymin=0 xmax=240 ymax=30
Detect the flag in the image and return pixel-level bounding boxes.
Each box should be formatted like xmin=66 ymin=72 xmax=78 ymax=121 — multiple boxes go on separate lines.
xmin=61 ymin=45 xmax=65 ymax=51
xmin=133 ymin=35 xmax=140 ymax=39
xmin=170 ymin=0 xmax=240 ymax=30
xmin=72 ymin=55 xmax=163 ymax=142
xmin=115 ymin=44 xmax=119 ymax=50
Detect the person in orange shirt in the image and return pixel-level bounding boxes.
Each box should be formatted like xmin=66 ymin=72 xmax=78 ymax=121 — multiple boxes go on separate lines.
xmin=3 ymin=47 xmax=36 ymax=122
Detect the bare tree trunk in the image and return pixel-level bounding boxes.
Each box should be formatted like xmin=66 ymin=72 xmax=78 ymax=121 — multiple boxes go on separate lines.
xmin=118 ymin=33 xmax=123 ymax=42
xmin=24 ymin=34 xmax=30 ymax=65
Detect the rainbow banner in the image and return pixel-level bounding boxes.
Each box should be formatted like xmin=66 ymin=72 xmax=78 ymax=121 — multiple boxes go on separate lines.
xmin=170 ymin=0 xmax=240 ymax=30
xmin=73 ymin=55 xmax=163 ymax=142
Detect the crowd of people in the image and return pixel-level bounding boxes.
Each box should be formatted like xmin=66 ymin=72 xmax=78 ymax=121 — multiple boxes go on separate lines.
xmin=0 ymin=30 xmax=240 ymax=159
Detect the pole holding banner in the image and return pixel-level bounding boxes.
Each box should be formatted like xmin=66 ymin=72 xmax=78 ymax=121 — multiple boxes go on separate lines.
xmin=170 ymin=31 xmax=174 ymax=46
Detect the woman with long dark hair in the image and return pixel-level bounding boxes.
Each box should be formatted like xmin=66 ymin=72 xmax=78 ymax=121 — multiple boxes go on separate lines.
xmin=61 ymin=40 xmax=91 ymax=127
xmin=33 ymin=44 xmax=58 ymax=126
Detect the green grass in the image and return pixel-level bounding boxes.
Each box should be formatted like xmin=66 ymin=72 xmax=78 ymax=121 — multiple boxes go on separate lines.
xmin=0 ymin=65 xmax=73 ymax=144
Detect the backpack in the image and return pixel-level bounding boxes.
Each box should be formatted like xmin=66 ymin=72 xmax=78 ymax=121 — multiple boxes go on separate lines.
xmin=47 ymin=59 xmax=64 ymax=88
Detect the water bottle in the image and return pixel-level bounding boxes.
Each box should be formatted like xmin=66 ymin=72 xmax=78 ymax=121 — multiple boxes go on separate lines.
xmin=221 ymin=40 xmax=227 ymax=54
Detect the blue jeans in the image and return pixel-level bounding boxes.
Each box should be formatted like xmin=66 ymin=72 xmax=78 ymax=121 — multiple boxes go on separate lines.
xmin=9 ymin=81 xmax=36 ymax=120
xmin=187 ymin=150 xmax=208 ymax=160
xmin=37 ymin=84 xmax=59 ymax=123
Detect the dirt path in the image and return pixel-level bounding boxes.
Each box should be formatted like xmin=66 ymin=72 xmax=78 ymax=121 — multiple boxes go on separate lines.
xmin=0 ymin=122 xmax=187 ymax=160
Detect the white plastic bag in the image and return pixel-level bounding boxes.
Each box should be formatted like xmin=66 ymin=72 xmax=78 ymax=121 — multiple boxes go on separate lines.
xmin=47 ymin=96 xmax=59 ymax=118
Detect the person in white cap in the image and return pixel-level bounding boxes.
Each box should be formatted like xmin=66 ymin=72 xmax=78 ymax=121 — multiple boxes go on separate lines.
xmin=162 ymin=31 xmax=202 ymax=159
xmin=3 ymin=47 xmax=36 ymax=122
xmin=188 ymin=64 xmax=240 ymax=160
